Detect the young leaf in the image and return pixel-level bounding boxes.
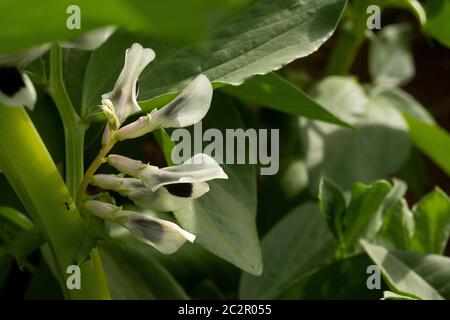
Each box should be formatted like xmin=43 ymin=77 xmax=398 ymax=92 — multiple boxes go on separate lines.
xmin=343 ymin=181 xmax=392 ymax=252
xmin=410 ymin=188 xmax=450 ymax=254
xmin=239 ymin=203 xmax=336 ymax=299
xmin=377 ymin=199 xmax=415 ymax=251
xmin=318 ymin=178 xmax=347 ymax=240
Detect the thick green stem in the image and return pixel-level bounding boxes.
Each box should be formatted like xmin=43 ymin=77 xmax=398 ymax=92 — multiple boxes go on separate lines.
xmin=0 ymin=105 xmax=110 ymax=299
xmin=49 ymin=45 xmax=87 ymax=198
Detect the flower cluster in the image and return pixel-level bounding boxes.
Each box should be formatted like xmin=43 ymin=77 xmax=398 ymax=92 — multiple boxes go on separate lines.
xmin=83 ymin=43 xmax=227 ymax=254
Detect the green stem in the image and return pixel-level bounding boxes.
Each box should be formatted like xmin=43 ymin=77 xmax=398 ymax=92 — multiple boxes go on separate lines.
xmin=78 ymin=136 xmax=117 ymax=199
xmin=325 ymin=24 xmax=366 ymax=75
xmin=0 ymin=105 xmax=110 ymax=299
xmin=325 ymin=0 xmax=373 ymax=75
xmin=49 ymin=45 xmax=87 ymax=198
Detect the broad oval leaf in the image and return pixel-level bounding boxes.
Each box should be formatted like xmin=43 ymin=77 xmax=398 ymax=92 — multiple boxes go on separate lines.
xmin=239 ymin=203 xmax=336 ymax=299
xmin=82 ymin=0 xmax=347 ymax=119
xmin=99 ymin=241 xmax=189 ymax=300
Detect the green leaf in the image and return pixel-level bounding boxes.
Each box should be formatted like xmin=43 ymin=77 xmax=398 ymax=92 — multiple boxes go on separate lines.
xmin=425 ymin=0 xmax=450 ymax=48
xmin=5 ymin=227 xmax=46 ymax=269
xmin=302 ymin=77 xmax=411 ymax=190
xmin=370 ymin=86 xmax=434 ymax=124
xmin=173 ymin=94 xmax=262 ymax=275
xmin=404 ymin=113 xmax=450 ymax=177
xmin=222 ymin=73 xmax=351 ymax=127
xmin=153 ymin=129 xmax=175 ymax=166
xmin=361 ymin=240 xmax=450 ymax=300
xmin=0 ymin=254 xmax=13 ymax=290
xmin=411 ymin=188 xmax=450 ymax=254
xmin=62 ymin=48 xmax=92 ymax=115
xmin=239 ymin=203 xmax=336 ymax=299
xmin=368 ymin=86 xmax=450 ymax=177
xmin=343 ymin=181 xmax=392 ymax=252
xmin=382 ymin=290 xmax=417 ymax=300
xmin=278 ymin=254 xmax=385 ymax=300
xmin=99 ymin=241 xmax=189 ymax=300
xmin=0 ymin=206 xmax=34 ymax=230
xmin=0 ymin=0 xmax=246 ymax=53
xmin=369 ymin=23 xmax=415 ymax=87
xmin=25 ymin=262 xmax=63 ymax=299
xmin=318 ymin=178 xmax=347 ymax=240
xmin=376 ymin=180 xmax=415 ymax=251
xmin=82 ymin=0 xmax=347 ymax=119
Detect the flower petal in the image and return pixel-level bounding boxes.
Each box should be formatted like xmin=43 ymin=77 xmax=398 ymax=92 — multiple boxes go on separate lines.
xmin=85 ymin=199 xmax=195 ymax=254
xmin=107 ymin=153 xmax=228 ymax=192
xmin=152 ymin=74 xmax=213 ymax=128
xmin=116 ymin=74 xmax=212 ymax=140
xmin=0 ymin=67 xmax=37 ymax=110
xmin=122 ymin=213 xmax=195 ymax=254
xmin=60 ymin=26 xmax=116 ymax=51
xmin=84 ymin=200 xmax=127 ymax=221
xmin=102 ymin=43 xmax=155 ymax=123
xmin=91 ymin=174 xmax=209 ymax=212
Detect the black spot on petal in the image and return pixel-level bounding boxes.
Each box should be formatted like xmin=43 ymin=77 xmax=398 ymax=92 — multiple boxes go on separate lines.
xmin=162 ymin=96 xmax=186 ymax=118
xmin=164 ymin=183 xmax=193 ymax=198
xmin=132 ymin=218 xmax=164 ymax=243
xmin=0 ymin=66 xmax=25 ymax=97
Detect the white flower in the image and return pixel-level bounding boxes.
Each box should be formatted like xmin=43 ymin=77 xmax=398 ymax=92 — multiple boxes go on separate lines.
xmin=60 ymin=26 xmax=116 ymax=51
xmin=85 ymin=200 xmax=195 ymax=254
xmin=0 ymin=66 xmax=37 ymax=110
xmin=102 ymin=43 xmax=155 ymax=124
xmin=107 ymin=153 xmax=228 ymax=192
xmin=116 ymin=74 xmax=213 ymax=140
xmin=91 ymin=174 xmax=209 ymax=212
xmin=0 ymin=44 xmax=49 ymax=110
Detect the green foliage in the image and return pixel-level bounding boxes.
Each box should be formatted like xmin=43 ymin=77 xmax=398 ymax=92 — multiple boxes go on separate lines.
xmin=302 ymin=77 xmax=411 ymax=190
xmin=222 ymin=73 xmax=351 ymax=127
xmin=1 ymin=0 xmax=450 ymax=301
xmin=100 ymin=241 xmax=189 ymax=299
xmin=174 ymin=95 xmax=262 ymax=275
xmin=81 ymin=0 xmax=347 ymax=120
xmin=362 ymin=240 xmax=450 ymax=300
xmin=369 ymin=23 xmax=415 ymax=87
xmin=0 ymin=0 xmax=246 ymax=52
xmin=425 ymin=0 xmax=450 ymax=47
xmin=239 ymin=203 xmax=336 ymax=299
